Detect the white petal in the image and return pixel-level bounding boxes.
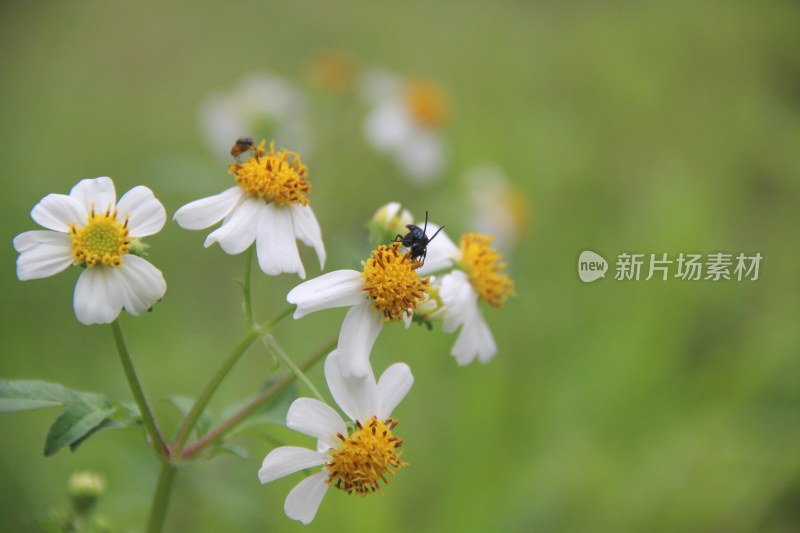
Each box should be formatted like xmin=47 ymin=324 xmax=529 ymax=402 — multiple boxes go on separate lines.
xmin=325 ymin=350 xmax=377 ymax=423
xmin=14 ymin=231 xmax=73 ymax=280
xmin=376 ymin=363 xmax=413 ymax=419
xmin=358 ymin=68 xmax=401 ymax=104
xmin=290 ymin=204 xmax=326 ymax=270
xmin=116 ymin=186 xmax=166 ymax=237
xmin=258 ymin=446 xmax=327 ymax=484
xmin=467 ymin=308 xmax=497 ymax=364
xmin=336 ymin=301 xmax=383 ymax=379
xmin=256 ymin=203 xmax=305 ymax=278
xmin=364 ymin=101 xmax=413 ymax=150
xmin=69 ymin=177 xmax=116 ymax=214
xmin=286 ymin=270 xmax=364 ymax=319
xmin=73 ymin=268 xmax=125 ymax=325
xmin=284 ymin=471 xmax=329 ymax=525
xmin=396 ymin=132 xmax=446 ymax=184
xmin=448 ymin=304 xmax=497 ymax=366
xmin=415 ymin=224 xmax=459 ymax=276
xmin=174 ymin=186 xmax=243 ymax=230
xmin=116 ymin=255 xmax=167 ymax=315
xmin=440 ymin=270 xmax=478 ymax=333
xmin=31 ymin=194 xmax=87 ymax=232
xmin=203 ymin=196 xmax=261 ymax=254
xmin=286 ymin=398 xmax=347 ymax=450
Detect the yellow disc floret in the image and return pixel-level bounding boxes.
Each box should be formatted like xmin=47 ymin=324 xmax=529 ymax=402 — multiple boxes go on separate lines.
xmin=458 ymin=233 xmax=514 ymax=308
xmin=404 ymin=80 xmax=448 ymax=129
xmin=228 ymin=140 xmax=310 ymax=206
xmin=326 ymin=417 xmax=406 ymax=495
xmin=361 ymin=243 xmax=430 ymax=321
xmin=69 ymin=208 xmax=132 ymax=268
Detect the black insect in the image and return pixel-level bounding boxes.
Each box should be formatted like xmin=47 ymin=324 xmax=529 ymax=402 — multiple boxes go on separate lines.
xmin=394 ymin=211 xmax=444 ymax=265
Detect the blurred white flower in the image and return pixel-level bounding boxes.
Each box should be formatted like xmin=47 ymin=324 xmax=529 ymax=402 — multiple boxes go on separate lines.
xmin=287 ymin=242 xmax=429 ymax=377
xmin=360 ymin=69 xmax=448 ymax=184
xmin=201 ymin=73 xmax=312 ymax=159
xmin=14 ymin=177 xmax=167 ymax=325
xmin=259 ymin=351 xmax=412 ymax=525
xmin=174 ymin=141 xmax=325 ymax=278
xmin=465 ymin=164 xmax=530 ymax=254
xmin=417 ymin=226 xmax=514 ymax=365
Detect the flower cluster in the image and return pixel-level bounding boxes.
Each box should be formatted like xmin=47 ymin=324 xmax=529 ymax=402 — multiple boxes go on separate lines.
xmin=13 ymin=59 xmax=515 ymax=527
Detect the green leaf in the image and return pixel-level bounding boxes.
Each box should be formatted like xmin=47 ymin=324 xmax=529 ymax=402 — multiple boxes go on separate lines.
xmin=0 ymin=380 xmax=75 ymax=412
xmin=44 ymin=402 xmax=116 ymax=456
xmin=0 ymin=379 xmax=136 ymax=456
xmin=69 ymin=417 xmax=126 ymax=452
xmin=167 ymin=396 xmax=214 ymax=437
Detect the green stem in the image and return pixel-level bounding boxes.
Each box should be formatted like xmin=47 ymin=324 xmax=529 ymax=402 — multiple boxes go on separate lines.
xmin=182 ymin=336 xmax=335 ymax=460
xmin=146 ymin=462 xmax=177 ymax=533
xmin=171 ymin=307 xmax=294 ymax=456
xmin=242 ymin=247 xmax=255 ymax=328
xmin=110 ymin=320 xmax=168 ymax=459
xmin=264 ymin=333 xmax=325 ymax=402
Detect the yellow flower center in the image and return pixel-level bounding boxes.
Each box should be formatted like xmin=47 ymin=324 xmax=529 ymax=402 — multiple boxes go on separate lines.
xmin=228 ymin=140 xmax=310 ymax=206
xmin=326 ymin=417 xmax=406 ymax=495
xmin=361 ymin=243 xmax=430 ymax=321
xmin=69 ymin=208 xmax=131 ymax=268
xmin=458 ymin=233 xmax=514 ymax=307
xmin=404 ymin=80 xmax=448 ymax=129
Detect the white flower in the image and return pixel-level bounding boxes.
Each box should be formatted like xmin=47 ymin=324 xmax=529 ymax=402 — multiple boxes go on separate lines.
xmin=360 ymin=68 xmax=448 ymax=184
xmin=259 ymin=351 xmax=413 ymax=525
xmin=200 ymin=73 xmax=312 ymax=159
xmin=174 ymin=141 xmax=325 ymax=279
xmin=287 ymin=242 xmax=429 ymax=378
xmin=13 ymin=177 xmax=167 ymax=325
xmin=416 ymin=226 xmax=514 ymax=365
xmin=466 ymin=164 xmax=529 ymax=254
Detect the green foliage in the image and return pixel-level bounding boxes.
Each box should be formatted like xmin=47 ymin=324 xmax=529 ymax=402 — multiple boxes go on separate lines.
xmin=0 ymin=380 xmax=138 ymax=456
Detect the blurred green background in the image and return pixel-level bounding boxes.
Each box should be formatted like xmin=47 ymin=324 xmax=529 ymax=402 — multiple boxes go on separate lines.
xmin=2 ymin=1 xmax=800 ymax=531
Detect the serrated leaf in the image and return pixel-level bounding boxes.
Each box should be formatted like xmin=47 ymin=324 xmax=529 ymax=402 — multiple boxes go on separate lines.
xmin=0 ymin=380 xmax=75 ymax=412
xmin=44 ymin=402 xmax=116 ymax=456
xmin=167 ymin=396 xmax=213 ymax=437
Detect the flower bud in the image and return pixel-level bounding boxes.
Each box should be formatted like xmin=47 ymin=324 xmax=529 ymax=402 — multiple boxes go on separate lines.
xmin=68 ymin=471 xmax=105 ymax=514
xmin=367 ymin=202 xmax=414 ymax=248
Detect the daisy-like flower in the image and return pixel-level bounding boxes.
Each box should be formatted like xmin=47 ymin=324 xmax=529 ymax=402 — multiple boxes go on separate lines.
xmin=201 ymin=73 xmax=312 ymax=159
xmin=259 ymin=351 xmax=413 ymax=525
xmin=360 ymin=68 xmax=448 ymax=184
xmin=13 ymin=177 xmax=167 ymax=325
xmin=417 ymin=227 xmax=514 ymax=365
xmin=465 ymin=164 xmax=530 ymax=254
xmin=174 ymin=140 xmax=325 ymax=278
xmin=287 ymin=241 xmax=429 ymax=377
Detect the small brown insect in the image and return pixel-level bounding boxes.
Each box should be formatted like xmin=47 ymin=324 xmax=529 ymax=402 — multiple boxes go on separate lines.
xmin=230 ymin=136 xmax=256 ymax=161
